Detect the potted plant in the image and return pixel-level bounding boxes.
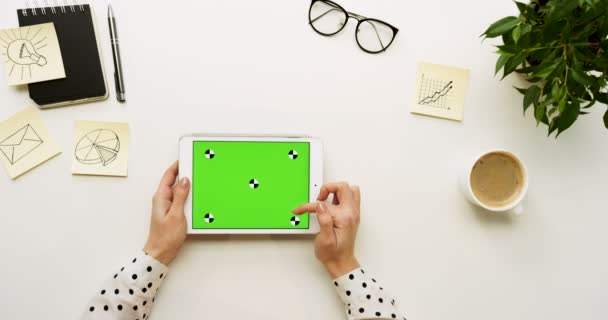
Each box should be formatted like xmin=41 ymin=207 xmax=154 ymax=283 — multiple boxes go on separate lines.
xmin=482 ymin=0 xmax=608 ymax=137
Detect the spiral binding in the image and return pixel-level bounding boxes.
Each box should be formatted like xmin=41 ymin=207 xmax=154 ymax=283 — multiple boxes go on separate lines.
xmin=22 ymin=0 xmax=88 ymax=16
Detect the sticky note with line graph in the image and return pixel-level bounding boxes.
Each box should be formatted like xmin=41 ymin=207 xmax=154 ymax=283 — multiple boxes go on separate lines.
xmin=411 ymin=62 xmax=469 ymax=121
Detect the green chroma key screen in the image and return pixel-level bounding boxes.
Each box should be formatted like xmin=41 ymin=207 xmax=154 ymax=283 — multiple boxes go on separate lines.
xmin=192 ymin=141 xmax=310 ymax=229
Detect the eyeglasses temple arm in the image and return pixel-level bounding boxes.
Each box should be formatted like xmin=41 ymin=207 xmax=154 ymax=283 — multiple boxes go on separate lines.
xmin=366 ymin=21 xmax=387 ymax=50
xmin=310 ymin=8 xmax=343 ymax=24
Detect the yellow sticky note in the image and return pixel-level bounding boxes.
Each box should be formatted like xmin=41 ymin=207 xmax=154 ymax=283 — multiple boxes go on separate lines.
xmin=0 ymin=106 xmax=62 ymax=179
xmin=410 ymin=62 xmax=470 ymax=121
xmin=72 ymin=120 xmax=129 ymax=177
xmin=0 ymin=22 xmax=66 ymax=86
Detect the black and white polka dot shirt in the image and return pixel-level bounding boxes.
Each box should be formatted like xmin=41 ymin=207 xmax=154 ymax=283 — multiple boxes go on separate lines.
xmin=80 ymin=252 xmax=405 ymax=320
xmin=81 ymin=251 xmax=167 ymax=320
xmin=333 ymin=268 xmax=406 ymax=320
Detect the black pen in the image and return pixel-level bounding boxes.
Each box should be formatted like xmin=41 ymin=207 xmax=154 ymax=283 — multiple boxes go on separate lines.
xmin=108 ymin=4 xmax=126 ymax=102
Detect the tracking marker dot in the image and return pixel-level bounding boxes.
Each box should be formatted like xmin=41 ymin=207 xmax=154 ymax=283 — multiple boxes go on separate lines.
xmin=288 ymin=150 xmax=298 ymax=160
xmin=204 ymin=213 xmax=214 ymax=223
xmin=290 ymin=216 xmax=300 ymax=226
xmin=249 ymin=179 xmax=259 ymax=189
xmin=204 ymin=149 xmax=215 ymax=159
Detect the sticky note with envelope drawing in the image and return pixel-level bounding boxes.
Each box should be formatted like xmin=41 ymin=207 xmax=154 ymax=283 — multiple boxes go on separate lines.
xmin=0 ymin=106 xmax=61 ymax=179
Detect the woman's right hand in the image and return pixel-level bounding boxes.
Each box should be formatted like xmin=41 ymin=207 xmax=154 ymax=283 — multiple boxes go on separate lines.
xmin=293 ymin=182 xmax=361 ymax=278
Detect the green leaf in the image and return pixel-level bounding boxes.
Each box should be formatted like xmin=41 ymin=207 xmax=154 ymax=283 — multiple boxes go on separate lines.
xmin=548 ymin=121 xmax=558 ymax=136
xmin=604 ymin=109 xmax=608 ymax=129
xmin=495 ymin=54 xmax=510 ymax=75
xmin=582 ymin=99 xmax=596 ymax=109
xmin=595 ymin=57 xmax=608 ymax=69
xmin=503 ymin=53 xmax=525 ymax=79
xmin=562 ymin=21 xmax=572 ymax=42
xmin=525 ymin=77 xmax=543 ymax=83
xmin=496 ymin=45 xmax=520 ymax=54
xmin=521 ymin=2 xmax=539 ymax=21
xmin=482 ymin=16 xmax=520 ymax=38
xmin=547 ymin=0 xmax=580 ymax=23
xmin=523 ymin=85 xmax=541 ymax=113
xmin=548 ymin=106 xmax=559 ymax=117
xmin=535 ymin=97 xmax=552 ymax=126
xmin=570 ymin=69 xmax=594 ymax=86
xmin=515 ymin=63 xmax=548 ymax=74
xmin=512 ymin=25 xmax=522 ymax=43
xmin=519 ymin=24 xmax=532 ymax=38
xmin=542 ymin=21 xmax=564 ymax=41
xmin=514 ymin=87 xmax=527 ymax=95
xmin=514 ymin=1 xmax=527 ymax=15
xmin=573 ymin=46 xmax=597 ymax=64
xmin=496 ymin=49 xmax=515 ymax=56
xmin=555 ymin=101 xmax=581 ymax=137
xmin=551 ymin=81 xmax=560 ymax=98
xmin=582 ymin=90 xmax=593 ymax=101
xmin=501 ymin=29 xmax=515 ymax=45
xmin=544 ymin=61 xmax=566 ymax=85
xmin=558 ymin=98 xmax=566 ymax=113
xmin=596 ymin=92 xmax=608 ymax=105
xmin=535 ymin=103 xmax=546 ymax=126
xmin=532 ymin=63 xmax=559 ymax=79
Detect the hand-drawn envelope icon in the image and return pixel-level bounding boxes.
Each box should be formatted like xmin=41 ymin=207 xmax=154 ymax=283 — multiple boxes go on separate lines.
xmin=0 ymin=124 xmax=44 ymax=165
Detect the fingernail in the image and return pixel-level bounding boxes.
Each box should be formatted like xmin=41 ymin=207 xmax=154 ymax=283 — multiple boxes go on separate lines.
xmin=180 ymin=177 xmax=189 ymax=187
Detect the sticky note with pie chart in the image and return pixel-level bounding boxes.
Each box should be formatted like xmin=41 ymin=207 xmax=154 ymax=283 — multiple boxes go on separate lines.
xmin=72 ymin=120 xmax=129 ymax=177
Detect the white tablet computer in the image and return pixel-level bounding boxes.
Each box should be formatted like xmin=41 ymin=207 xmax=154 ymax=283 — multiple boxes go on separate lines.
xmin=179 ymin=135 xmax=323 ymax=234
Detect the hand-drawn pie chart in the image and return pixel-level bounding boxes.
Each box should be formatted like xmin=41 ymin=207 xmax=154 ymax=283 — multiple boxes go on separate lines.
xmin=75 ymin=129 xmax=120 ymax=166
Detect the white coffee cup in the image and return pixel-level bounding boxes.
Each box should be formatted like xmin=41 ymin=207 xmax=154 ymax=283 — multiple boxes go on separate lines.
xmin=459 ymin=150 xmax=528 ymax=214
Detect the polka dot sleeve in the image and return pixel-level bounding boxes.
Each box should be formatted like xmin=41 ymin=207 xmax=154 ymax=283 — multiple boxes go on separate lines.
xmin=80 ymin=251 xmax=169 ymax=320
xmin=333 ymin=268 xmax=407 ymax=320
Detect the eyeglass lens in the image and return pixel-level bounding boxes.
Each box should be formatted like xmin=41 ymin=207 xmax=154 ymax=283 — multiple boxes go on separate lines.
xmin=356 ymin=20 xmax=395 ymax=53
xmin=309 ymin=1 xmax=347 ymax=35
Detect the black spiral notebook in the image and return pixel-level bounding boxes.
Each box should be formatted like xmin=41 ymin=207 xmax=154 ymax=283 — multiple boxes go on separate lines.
xmin=17 ymin=4 xmax=107 ymax=108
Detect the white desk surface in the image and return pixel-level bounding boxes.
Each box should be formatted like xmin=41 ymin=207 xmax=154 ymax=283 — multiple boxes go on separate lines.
xmin=1 ymin=0 xmax=607 ymax=319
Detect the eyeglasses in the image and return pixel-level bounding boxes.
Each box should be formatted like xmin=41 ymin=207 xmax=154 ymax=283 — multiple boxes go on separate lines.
xmin=308 ymin=0 xmax=399 ymax=54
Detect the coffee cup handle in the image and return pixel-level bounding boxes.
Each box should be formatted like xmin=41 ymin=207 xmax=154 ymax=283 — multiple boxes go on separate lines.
xmin=511 ymin=204 xmax=524 ymax=215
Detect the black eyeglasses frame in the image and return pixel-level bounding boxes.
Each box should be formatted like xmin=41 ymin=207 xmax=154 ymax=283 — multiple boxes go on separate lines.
xmin=308 ymin=0 xmax=399 ymax=54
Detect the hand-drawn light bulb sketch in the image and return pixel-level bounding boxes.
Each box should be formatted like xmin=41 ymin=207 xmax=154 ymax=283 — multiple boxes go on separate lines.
xmin=7 ymin=39 xmax=47 ymax=66
xmin=0 ymin=24 xmax=65 ymax=85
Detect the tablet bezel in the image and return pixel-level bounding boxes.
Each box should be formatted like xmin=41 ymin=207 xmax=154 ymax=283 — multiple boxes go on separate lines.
xmin=179 ymin=134 xmax=322 ymax=234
